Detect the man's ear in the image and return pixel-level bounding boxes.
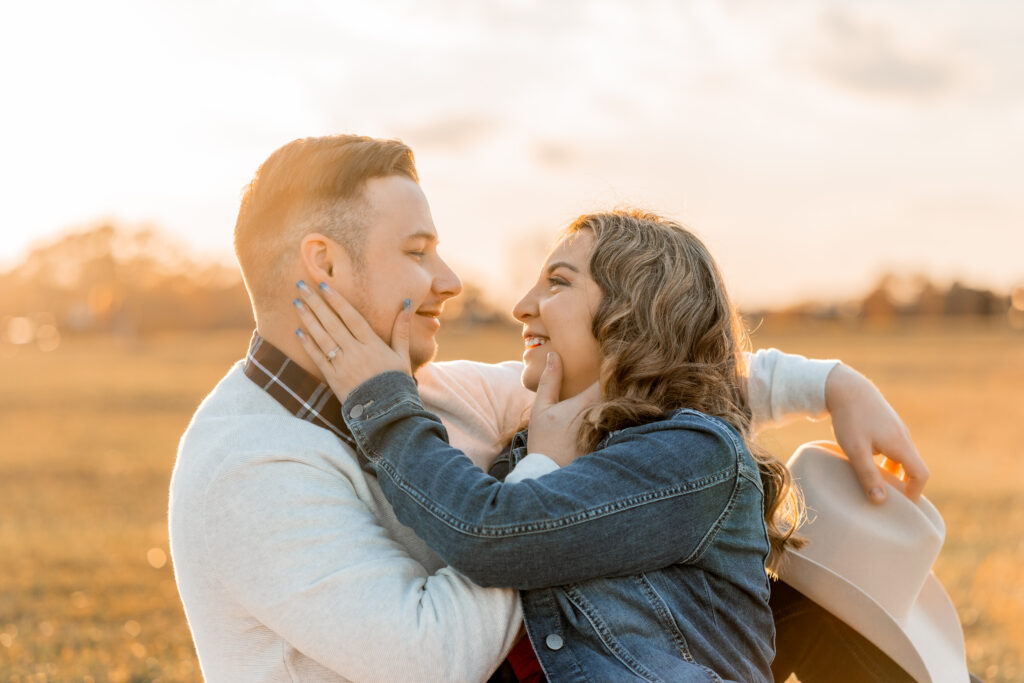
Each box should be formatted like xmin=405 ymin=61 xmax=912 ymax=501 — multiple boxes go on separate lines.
xmin=299 ymin=233 xmax=352 ymax=284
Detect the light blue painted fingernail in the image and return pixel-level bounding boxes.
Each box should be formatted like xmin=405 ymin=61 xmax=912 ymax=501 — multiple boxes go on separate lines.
xmin=293 ymin=298 xmax=302 ymax=308
xmin=403 ymin=298 xmax=411 ymax=310
xmin=295 ymin=328 xmax=304 ymax=338
xmin=319 ymin=281 xmax=329 ymax=291
xmin=296 ymin=280 xmax=308 ymax=290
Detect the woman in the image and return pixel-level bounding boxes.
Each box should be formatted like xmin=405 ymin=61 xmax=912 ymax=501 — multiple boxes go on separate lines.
xmin=295 ymin=209 xmax=802 ymax=681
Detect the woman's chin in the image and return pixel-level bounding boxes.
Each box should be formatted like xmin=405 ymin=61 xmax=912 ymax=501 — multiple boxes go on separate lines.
xmin=521 ymin=366 xmax=541 ymax=393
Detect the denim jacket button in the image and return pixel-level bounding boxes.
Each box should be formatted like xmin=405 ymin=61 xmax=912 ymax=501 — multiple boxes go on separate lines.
xmin=545 ymin=633 xmax=564 ymax=651
xmin=349 ymin=404 xmax=364 ymax=419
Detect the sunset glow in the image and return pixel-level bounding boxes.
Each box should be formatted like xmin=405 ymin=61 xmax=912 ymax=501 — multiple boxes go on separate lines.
xmin=2 ymin=0 xmax=1021 ymax=310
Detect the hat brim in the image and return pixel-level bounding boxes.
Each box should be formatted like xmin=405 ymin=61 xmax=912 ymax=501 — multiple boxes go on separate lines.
xmin=780 ymin=549 xmax=968 ymax=683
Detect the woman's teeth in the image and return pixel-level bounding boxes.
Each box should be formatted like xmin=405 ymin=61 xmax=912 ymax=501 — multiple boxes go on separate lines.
xmin=525 ymin=337 xmax=547 ymax=350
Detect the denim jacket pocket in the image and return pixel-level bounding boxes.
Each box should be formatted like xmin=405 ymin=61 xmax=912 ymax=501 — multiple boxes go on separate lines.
xmin=563 ymin=581 xmax=725 ymax=683
xmin=563 ymin=585 xmax=664 ymax=682
xmin=634 ymin=574 xmax=695 ymax=663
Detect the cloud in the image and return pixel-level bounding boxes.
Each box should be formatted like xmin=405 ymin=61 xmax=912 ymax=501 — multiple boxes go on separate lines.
xmin=811 ymin=7 xmax=963 ymax=99
xmin=399 ymin=114 xmax=501 ymax=151
xmin=532 ymin=140 xmax=579 ymax=169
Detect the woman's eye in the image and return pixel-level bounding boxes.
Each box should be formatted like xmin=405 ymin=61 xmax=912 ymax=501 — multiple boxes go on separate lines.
xmin=547 ymin=277 xmax=568 ymax=289
xmin=408 ymin=251 xmax=426 ymax=259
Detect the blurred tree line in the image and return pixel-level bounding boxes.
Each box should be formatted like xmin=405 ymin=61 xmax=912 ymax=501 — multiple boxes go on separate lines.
xmin=760 ymin=273 xmax=1018 ymax=326
xmin=0 ymin=224 xmax=252 ymax=336
xmin=0 ymin=224 xmax=512 ymax=339
xmin=1 ymin=224 xmax=1020 ymax=339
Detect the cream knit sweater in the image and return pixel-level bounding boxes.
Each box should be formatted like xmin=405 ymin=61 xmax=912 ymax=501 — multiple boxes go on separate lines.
xmin=169 ymin=351 xmax=835 ymax=682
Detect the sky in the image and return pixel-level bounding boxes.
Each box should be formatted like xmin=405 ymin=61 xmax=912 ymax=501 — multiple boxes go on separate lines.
xmin=1 ymin=0 xmax=1021 ymax=309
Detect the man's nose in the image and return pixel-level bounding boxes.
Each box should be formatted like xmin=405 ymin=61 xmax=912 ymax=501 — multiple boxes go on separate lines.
xmin=433 ymin=255 xmax=462 ymax=299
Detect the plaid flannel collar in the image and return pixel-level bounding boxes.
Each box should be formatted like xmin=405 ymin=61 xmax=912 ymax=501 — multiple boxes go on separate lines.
xmin=242 ymin=331 xmax=358 ymax=453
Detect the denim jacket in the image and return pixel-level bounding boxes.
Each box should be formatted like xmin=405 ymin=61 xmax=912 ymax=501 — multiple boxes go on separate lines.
xmin=343 ymin=372 xmax=774 ymax=682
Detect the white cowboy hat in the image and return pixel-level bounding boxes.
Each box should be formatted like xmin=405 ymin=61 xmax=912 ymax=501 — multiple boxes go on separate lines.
xmin=777 ymin=442 xmax=969 ymax=683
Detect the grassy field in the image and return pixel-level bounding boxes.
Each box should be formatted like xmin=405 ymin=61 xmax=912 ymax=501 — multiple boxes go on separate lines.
xmin=1 ymin=322 xmax=1022 ymax=681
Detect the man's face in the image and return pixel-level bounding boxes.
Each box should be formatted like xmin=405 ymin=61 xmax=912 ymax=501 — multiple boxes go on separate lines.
xmin=338 ymin=175 xmax=462 ymax=369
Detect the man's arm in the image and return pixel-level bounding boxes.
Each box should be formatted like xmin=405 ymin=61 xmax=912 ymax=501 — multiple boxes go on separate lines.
xmin=744 ymin=348 xmax=928 ymax=502
xmin=744 ymin=348 xmax=837 ymax=430
xmin=202 ymin=450 xmax=520 ymax=681
xmin=823 ymin=362 xmax=928 ymax=501
xmin=447 ymin=350 xmax=928 ymax=504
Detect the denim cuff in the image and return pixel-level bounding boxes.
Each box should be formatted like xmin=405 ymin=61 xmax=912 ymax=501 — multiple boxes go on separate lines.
xmin=341 ymin=371 xmax=422 ymax=427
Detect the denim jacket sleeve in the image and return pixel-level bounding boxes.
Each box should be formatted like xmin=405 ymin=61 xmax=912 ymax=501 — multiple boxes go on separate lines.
xmin=343 ymin=372 xmax=747 ymax=590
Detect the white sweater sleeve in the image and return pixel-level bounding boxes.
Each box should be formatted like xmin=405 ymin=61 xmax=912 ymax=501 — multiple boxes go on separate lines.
xmin=744 ymin=348 xmax=839 ymax=433
xmin=505 ymin=452 xmax=562 ymax=482
xmin=202 ymin=452 xmax=520 ymax=682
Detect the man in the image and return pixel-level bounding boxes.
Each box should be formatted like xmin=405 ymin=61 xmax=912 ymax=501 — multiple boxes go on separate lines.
xmin=169 ymin=135 xmax=929 ymax=681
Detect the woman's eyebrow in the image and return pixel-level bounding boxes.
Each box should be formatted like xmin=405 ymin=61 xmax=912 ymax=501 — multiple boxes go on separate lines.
xmin=546 ymin=261 xmax=580 ymax=274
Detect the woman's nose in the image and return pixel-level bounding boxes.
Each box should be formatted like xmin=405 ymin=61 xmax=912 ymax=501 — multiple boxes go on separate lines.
xmin=512 ymin=288 xmax=537 ymax=322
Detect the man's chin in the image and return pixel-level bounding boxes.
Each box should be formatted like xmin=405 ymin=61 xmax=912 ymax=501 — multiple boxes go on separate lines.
xmin=410 ymin=339 xmax=438 ymax=372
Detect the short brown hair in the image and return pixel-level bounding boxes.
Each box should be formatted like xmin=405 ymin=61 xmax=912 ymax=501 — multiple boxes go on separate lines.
xmin=234 ymin=135 xmax=418 ymax=311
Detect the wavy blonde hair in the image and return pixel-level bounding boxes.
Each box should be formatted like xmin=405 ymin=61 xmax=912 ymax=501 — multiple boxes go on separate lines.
xmin=568 ymin=209 xmax=804 ymax=563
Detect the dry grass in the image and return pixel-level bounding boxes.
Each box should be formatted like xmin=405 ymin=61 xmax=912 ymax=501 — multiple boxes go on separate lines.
xmin=1 ymin=322 xmax=1021 ymax=681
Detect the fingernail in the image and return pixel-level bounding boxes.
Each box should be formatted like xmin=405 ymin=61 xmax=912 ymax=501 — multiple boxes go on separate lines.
xmin=296 ymin=280 xmax=308 ymax=290
xmin=292 ymin=298 xmax=302 ymax=308
xmin=403 ymin=298 xmax=411 ymax=310
xmin=295 ymin=328 xmax=303 ymax=338
xmin=546 ymin=352 xmax=554 ymax=368
xmin=319 ymin=281 xmax=329 ymax=291
xmin=869 ymin=487 xmax=885 ymax=502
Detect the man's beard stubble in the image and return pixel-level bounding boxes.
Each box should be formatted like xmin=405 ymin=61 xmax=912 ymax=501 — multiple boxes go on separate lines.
xmin=348 ymin=272 xmax=437 ymax=373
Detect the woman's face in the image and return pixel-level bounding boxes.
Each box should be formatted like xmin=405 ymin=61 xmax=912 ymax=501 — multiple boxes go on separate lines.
xmin=512 ymin=230 xmax=603 ymax=400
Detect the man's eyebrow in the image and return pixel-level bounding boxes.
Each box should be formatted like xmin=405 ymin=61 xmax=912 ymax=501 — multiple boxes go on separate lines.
xmin=403 ymin=230 xmax=438 ymax=243
xmin=546 ymin=261 xmax=580 ymax=274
